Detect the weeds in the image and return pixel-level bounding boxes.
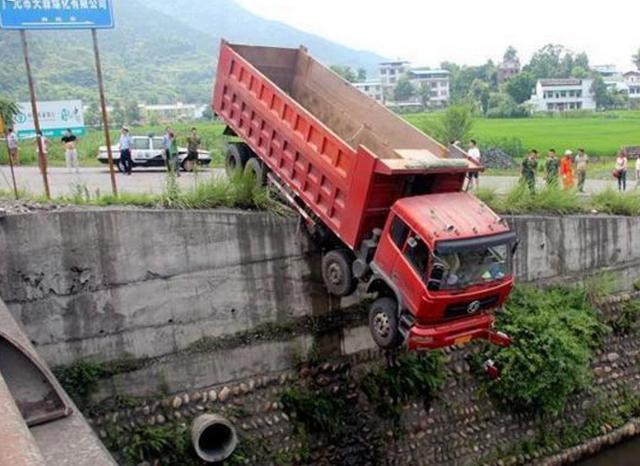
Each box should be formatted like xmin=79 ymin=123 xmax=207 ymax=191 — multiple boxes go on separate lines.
xmin=280 ymin=387 xmax=346 ymax=437
xmin=591 ymin=188 xmax=640 ymax=216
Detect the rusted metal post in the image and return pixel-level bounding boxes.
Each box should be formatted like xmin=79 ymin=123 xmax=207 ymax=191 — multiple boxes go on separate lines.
xmin=0 ymin=115 xmax=19 ymax=199
xmin=20 ymin=30 xmax=50 ymax=200
xmin=91 ymin=29 xmax=118 ymax=196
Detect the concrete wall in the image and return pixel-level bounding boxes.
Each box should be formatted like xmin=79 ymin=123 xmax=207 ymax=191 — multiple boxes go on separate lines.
xmin=1 ymin=210 xmax=639 ymax=368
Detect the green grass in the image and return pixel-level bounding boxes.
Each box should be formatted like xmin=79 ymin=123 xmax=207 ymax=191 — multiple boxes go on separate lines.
xmin=476 ymin=184 xmax=640 ymax=216
xmin=405 ymin=111 xmax=640 ymax=157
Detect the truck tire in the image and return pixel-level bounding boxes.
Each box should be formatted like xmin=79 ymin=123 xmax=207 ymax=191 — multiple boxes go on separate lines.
xmin=321 ymin=249 xmax=356 ymax=297
xmin=368 ymin=297 xmax=402 ymax=349
xmin=225 ymin=144 xmax=251 ymax=178
xmin=244 ymin=157 xmax=267 ymax=187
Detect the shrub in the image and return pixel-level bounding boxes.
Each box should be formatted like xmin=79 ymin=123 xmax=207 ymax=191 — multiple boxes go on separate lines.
xmin=591 ymin=188 xmax=640 ymax=216
xmin=53 ymin=360 xmax=106 ymax=406
xmin=474 ymin=286 xmax=609 ymax=416
xmin=280 ymin=388 xmax=346 ymax=437
xmin=360 ymin=352 xmax=445 ymax=422
xmin=498 ymin=183 xmax=582 ymax=215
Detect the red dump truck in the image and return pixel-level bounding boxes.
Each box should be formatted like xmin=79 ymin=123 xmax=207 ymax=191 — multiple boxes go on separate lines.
xmin=213 ymin=41 xmax=515 ymax=351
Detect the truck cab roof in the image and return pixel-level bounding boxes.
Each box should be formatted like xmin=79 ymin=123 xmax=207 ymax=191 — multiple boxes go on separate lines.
xmin=393 ymin=192 xmax=510 ymax=246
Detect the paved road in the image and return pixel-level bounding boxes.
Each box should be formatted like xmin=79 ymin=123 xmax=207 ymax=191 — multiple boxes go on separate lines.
xmin=0 ymin=165 xmax=627 ymax=198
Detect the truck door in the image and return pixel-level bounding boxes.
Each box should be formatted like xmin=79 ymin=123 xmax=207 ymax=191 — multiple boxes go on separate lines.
xmin=391 ymin=221 xmax=430 ymax=314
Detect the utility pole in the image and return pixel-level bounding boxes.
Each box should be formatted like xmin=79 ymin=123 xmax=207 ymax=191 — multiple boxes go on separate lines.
xmin=20 ymin=29 xmax=50 ymax=199
xmin=92 ymin=28 xmax=118 ymax=196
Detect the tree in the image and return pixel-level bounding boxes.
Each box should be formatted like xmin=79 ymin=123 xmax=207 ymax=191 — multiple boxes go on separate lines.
xmin=570 ymin=66 xmax=589 ymax=78
xmin=393 ymin=76 xmax=416 ymax=102
xmin=84 ymin=100 xmax=102 ymax=128
xmin=357 ymin=68 xmax=367 ymax=82
xmin=574 ymin=52 xmax=589 ymax=70
xmin=591 ymin=75 xmax=610 ymax=109
xmin=330 ymin=65 xmax=357 ymax=83
xmin=633 ymin=48 xmax=640 ymax=71
xmin=433 ymin=104 xmax=474 ymax=144
xmin=125 ymin=101 xmax=142 ymax=125
xmin=0 ymin=96 xmax=19 ymax=131
xmin=418 ymin=82 xmax=432 ymax=108
xmin=486 ymin=92 xmax=528 ymax=118
xmin=503 ymin=46 xmax=518 ymax=63
xmin=468 ymin=79 xmax=491 ymax=114
xmin=110 ymin=101 xmax=126 ymax=128
xmin=525 ymin=44 xmax=583 ymax=80
xmin=504 ymin=72 xmax=536 ymax=104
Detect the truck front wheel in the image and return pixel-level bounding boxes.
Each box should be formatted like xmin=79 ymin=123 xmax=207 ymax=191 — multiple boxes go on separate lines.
xmin=369 ymin=297 xmax=402 ymax=349
xmin=244 ymin=157 xmax=267 ymax=187
xmin=321 ymin=250 xmax=356 ymax=297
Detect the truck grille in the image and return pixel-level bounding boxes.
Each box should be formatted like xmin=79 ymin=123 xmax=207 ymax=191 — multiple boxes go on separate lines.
xmin=444 ymin=295 xmax=499 ymax=319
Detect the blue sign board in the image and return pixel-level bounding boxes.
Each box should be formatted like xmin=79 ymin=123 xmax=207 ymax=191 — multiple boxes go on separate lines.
xmin=0 ymin=0 xmax=114 ymax=30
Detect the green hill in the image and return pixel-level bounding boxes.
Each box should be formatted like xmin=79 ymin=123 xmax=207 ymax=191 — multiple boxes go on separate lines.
xmin=0 ymin=0 xmax=385 ymax=105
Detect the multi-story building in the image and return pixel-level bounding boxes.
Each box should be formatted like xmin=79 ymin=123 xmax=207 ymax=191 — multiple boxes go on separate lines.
xmin=378 ymin=61 xmax=410 ymax=87
xmin=353 ymin=81 xmax=385 ymax=103
xmin=497 ymin=58 xmax=521 ymax=84
xmin=378 ymin=61 xmax=450 ymax=107
xmin=623 ymin=71 xmax=640 ymax=104
xmin=406 ymin=68 xmax=450 ymax=107
xmin=529 ymin=79 xmax=596 ymax=112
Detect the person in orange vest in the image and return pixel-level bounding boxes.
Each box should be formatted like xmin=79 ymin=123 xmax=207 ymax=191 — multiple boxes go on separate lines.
xmin=560 ymin=150 xmax=574 ymax=190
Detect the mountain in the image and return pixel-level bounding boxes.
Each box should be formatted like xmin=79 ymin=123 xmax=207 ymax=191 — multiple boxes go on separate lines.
xmin=147 ymin=0 xmax=386 ymax=73
xmin=0 ymin=0 xmax=385 ymax=106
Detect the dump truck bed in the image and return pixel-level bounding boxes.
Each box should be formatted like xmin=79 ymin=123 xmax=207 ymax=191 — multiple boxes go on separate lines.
xmin=213 ymin=41 xmax=480 ymax=249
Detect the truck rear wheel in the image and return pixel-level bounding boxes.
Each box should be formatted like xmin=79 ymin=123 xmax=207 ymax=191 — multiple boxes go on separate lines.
xmin=225 ymin=144 xmax=251 ymax=178
xmin=321 ymin=249 xmax=356 ymax=297
xmin=244 ymin=157 xmax=267 ymax=187
xmin=369 ymin=297 xmax=402 ymax=349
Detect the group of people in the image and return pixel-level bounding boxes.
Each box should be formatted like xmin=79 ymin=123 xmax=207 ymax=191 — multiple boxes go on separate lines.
xmin=521 ymin=148 xmax=639 ymax=193
xmin=6 ymin=127 xmax=80 ymax=173
xmin=117 ymin=126 xmax=201 ymax=176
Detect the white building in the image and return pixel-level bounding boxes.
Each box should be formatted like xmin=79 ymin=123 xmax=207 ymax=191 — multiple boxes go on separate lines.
xmin=378 ymin=60 xmax=410 ymax=87
xmin=141 ymin=103 xmax=207 ymax=122
xmin=529 ymin=79 xmax=596 ymax=112
xmin=623 ymin=71 xmax=640 ymax=102
xmin=406 ymin=68 xmax=450 ymax=107
xmin=353 ymin=81 xmax=385 ymax=103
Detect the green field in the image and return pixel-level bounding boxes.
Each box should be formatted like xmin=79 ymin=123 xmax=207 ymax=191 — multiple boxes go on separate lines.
xmin=2 ymin=111 xmax=640 ymax=167
xmin=405 ymin=111 xmax=640 ymax=157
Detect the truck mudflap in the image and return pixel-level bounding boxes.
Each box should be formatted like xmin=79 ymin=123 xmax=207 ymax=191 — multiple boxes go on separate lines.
xmin=407 ymin=313 xmax=511 ymax=351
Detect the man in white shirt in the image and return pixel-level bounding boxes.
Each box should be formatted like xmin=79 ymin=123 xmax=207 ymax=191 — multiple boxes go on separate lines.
xmin=467 ymin=139 xmax=481 ymax=190
xmin=7 ymin=128 xmax=19 ymax=166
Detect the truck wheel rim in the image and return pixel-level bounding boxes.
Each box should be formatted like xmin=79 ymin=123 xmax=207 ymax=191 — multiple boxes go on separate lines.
xmin=327 ymin=262 xmax=343 ymax=285
xmin=373 ymin=313 xmax=390 ymax=338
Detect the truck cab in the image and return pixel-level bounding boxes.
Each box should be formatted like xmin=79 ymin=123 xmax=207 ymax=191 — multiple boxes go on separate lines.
xmin=367 ymin=192 xmax=516 ymax=350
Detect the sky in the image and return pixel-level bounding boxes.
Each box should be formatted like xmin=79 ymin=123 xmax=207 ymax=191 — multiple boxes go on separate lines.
xmin=237 ymin=0 xmax=640 ymax=71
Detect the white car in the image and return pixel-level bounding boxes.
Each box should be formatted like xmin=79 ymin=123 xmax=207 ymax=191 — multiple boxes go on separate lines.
xmin=97 ymin=135 xmax=212 ymax=172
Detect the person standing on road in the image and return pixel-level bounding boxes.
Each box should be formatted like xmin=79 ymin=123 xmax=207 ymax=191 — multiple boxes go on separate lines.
xmin=61 ymin=129 xmax=79 ymax=174
xmin=162 ymin=127 xmax=172 ymax=168
xmin=560 ymin=150 xmax=574 ymax=191
xmin=635 ymin=155 xmax=640 ymax=190
xmin=615 ymin=150 xmax=628 ymax=192
xmin=521 ymin=150 xmax=538 ymax=194
xmin=168 ymin=131 xmax=180 ymax=176
xmin=7 ymin=128 xmax=19 ymax=166
xmin=186 ymin=127 xmax=201 ymax=172
xmin=544 ymin=149 xmax=559 ymax=187
xmin=118 ymin=126 xmax=133 ymax=176
xmin=575 ymin=148 xmax=589 ymax=193
xmin=34 ymin=131 xmax=50 ymax=159
xmin=466 ymin=139 xmax=481 ymax=190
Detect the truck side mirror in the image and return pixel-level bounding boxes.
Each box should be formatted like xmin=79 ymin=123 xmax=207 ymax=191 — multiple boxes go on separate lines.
xmin=407 ymin=237 xmax=418 ymax=249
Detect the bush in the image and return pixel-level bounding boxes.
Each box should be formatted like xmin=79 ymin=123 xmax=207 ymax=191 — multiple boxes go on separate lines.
xmin=280 ymin=388 xmax=346 ymax=437
xmin=53 ymin=360 xmax=106 ymax=406
xmin=360 ymin=352 xmax=445 ymax=422
xmin=497 ymin=184 xmax=582 ymax=215
xmin=430 ymin=104 xmax=474 ymax=144
xmin=591 ymin=188 xmax=640 ymax=216
xmin=475 ymin=286 xmax=609 ymax=416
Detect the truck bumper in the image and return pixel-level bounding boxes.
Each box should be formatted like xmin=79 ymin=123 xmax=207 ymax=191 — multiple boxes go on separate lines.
xmin=407 ymin=313 xmax=511 ymax=351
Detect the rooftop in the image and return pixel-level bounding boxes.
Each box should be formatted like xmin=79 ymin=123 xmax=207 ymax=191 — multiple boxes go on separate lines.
xmin=539 ymin=78 xmax=584 ymax=87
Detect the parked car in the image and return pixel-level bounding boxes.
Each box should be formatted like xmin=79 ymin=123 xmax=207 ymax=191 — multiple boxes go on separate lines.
xmin=97 ymin=135 xmax=212 ymax=172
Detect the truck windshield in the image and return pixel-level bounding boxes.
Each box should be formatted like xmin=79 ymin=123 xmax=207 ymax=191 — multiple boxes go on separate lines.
xmin=428 ymin=233 xmax=516 ymax=291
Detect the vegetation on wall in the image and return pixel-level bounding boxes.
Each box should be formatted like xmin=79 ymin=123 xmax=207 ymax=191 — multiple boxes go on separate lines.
xmin=53 ymin=359 xmax=107 ymax=408
xmin=472 ymin=285 xmax=609 ymax=416
xmin=360 ymin=352 xmax=445 ymax=422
